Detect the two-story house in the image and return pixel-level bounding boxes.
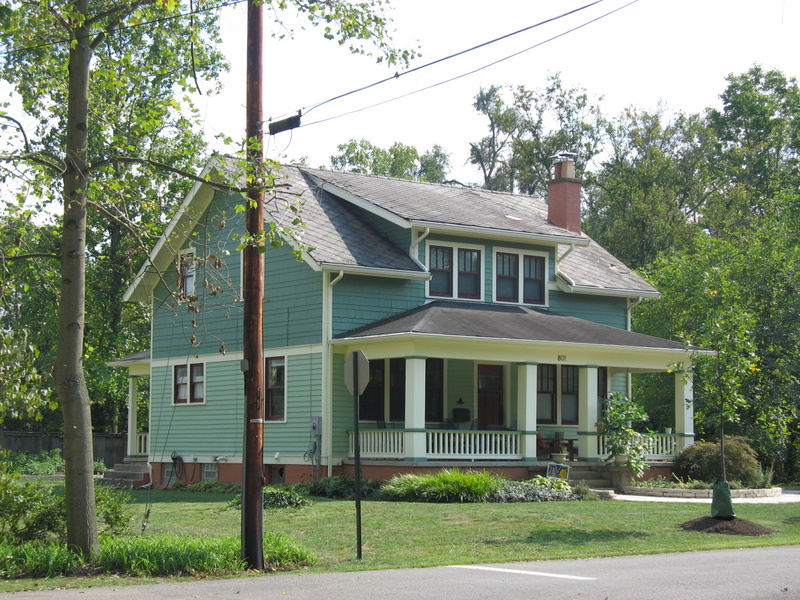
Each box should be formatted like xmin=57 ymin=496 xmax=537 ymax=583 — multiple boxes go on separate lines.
xmin=113 ymin=153 xmax=695 ymax=487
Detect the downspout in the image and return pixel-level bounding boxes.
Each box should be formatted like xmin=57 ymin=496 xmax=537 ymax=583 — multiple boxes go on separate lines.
xmin=322 ymin=270 xmax=344 ymax=477
xmin=626 ymin=296 xmax=644 ymax=397
xmin=556 ymin=243 xmax=575 ymax=265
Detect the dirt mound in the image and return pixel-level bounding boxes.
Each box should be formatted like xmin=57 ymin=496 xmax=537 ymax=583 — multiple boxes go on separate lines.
xmin=679 ymin=516 xmax=776 ymax=536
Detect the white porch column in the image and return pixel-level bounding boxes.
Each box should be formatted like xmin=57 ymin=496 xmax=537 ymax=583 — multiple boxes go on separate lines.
xmin=404 ymin=356 xmax=427 ymax=461
xmin=126 ymin=376 xmax=139 ymax=456
xmin=578 ymin=366 xmax=599 ymax=460
xmin=675 ymin=372 xmax=694 ymax=452
xmin=516 ymin=363 xmax=538 ymax=461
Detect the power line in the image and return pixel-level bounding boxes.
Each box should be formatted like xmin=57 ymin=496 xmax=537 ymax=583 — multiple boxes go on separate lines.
xmin=298 ymin=0 xmax=640 ymax=130
xmin=298 ymin=0 xmax=604 ymax=118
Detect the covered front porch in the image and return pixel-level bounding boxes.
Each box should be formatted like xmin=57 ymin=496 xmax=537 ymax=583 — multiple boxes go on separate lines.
xmin=333 ymin=301 xmax=696 ymax=467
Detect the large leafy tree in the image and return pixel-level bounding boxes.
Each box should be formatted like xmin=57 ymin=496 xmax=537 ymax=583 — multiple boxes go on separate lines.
xmin=583 ymin=108 xmax=713 ymax=270
xmin=706 ymin=65 xmax=800 ymax=231
xmin=469 ymin=74 xmax=604 ymax=195
xmin=330 ymin=138 xmax=451 ymax=182
xmin=1 ymin=0 xmax=414 ymax=558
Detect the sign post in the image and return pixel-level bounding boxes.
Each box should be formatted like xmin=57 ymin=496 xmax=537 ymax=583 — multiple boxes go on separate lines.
xmin=343 ymin=350 xmax=369 ymax=560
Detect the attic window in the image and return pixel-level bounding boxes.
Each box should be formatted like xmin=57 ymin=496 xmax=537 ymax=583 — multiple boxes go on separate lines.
xmin=494 ymin=248 xmax=547 ymax=306
xmin=177 ymin=252 xmax=195 ymax=299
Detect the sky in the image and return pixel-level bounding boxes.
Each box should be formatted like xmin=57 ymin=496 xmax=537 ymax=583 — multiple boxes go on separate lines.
xmin=195 ymin=0 xmax=800 ymax=185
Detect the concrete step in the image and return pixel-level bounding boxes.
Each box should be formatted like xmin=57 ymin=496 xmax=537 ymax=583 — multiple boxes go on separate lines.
xmin=109 ymin=463 xmax=149 ymax=474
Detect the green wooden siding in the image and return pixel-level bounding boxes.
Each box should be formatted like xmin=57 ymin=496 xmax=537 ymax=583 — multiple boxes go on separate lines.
xmin=264 ymin=244 xmax=323 ymax=348
xmin=149 ymin=360 xmax=243 ymax=457
xmin=549 ymin=291 xmax=628 ymax=329
xmin=332 ymin=275 xmax=424 ymax=336
xmin=331 ymin=353 xmax=354 ymax=456
xmin=152 ymin=191 xmax=323 ymax=359
xmin=150 ymin=353 xmax=323 ymax=457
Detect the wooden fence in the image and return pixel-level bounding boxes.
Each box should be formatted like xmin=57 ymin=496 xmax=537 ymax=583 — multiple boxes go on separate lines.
xmin=0 ymin=430 xmax=125 ymax=468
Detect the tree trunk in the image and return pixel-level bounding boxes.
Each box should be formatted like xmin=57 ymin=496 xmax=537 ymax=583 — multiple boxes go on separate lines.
xmin=54 ymin=1 xmax=99 ymax=558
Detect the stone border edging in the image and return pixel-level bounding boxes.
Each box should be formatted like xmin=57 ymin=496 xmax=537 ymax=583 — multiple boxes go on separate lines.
xmin=621 ymin=486 xmax=783 ymax=499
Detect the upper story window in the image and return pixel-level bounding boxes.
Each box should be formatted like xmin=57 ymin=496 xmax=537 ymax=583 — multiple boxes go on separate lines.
xmin=177 ymin=252 xmax=195 ymax=299
xmin=428 ymin=243 xmax=482 ymax=300
xmin=494 ymin=248 xmax=547 ymax=305
xmin=174 ymin=363 xmax=204 ymax=404
xmin=266 ymin=357 xmax=286 ymax=421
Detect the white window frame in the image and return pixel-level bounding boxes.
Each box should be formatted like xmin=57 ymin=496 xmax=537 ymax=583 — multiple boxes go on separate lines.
xmin=492 ymin=247 xmax=549 ymax=306
xmin=265 ymin=356 xmax=287 ymax=423
xmin=426 ymin=240 xmax=485 ymax=301
xmin=203 ymin=463 xmax=218 ymax=481
xmin=177 ymin=249 xmax=196 ymax=300
xmin=173 ymin=362 xmax=206 ymax=405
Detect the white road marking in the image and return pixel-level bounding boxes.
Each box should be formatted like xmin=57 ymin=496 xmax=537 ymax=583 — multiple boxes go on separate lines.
xmin=448 ymin=565 xmax=596 ymax=581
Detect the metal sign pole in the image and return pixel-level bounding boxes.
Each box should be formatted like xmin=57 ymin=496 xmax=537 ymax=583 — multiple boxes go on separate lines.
xmin=351 ymin=351 xmax=363 ymax=560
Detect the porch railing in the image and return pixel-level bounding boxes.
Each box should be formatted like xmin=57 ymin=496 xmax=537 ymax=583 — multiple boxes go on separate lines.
xmin=427 ymin=430 xmax=521 ymax=459
xmin=597 ymin=432 xmax=678 ymax=460
xmin=349 ymin=429 xmax=404 ymax=459
xmin=349 ymin=429 xmax=522 ymax=460
xmin=135 ymin=433 xmax=149 ymax=456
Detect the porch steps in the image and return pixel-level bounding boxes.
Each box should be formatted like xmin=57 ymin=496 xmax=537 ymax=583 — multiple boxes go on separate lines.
xmin=531 ymin=463 xmax=615 ymax=496
xmin=98 ymin=457 xmax=150 ymax=488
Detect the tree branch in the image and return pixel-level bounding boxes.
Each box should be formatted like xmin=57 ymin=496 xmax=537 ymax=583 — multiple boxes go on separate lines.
xmin=88 ymin=156 xmax=292 ymax=195
xmin=1 ymin=253 xmax=61 ymax=261
xmin=0 ymin=150 xmax=66 ymax=174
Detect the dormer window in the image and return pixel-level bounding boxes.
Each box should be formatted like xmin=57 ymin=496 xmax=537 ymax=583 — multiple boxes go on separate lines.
xmin=494 ymin=248 xmax=547 ymax=305
xmin=428 ymin=243 xmax=482 ymax=300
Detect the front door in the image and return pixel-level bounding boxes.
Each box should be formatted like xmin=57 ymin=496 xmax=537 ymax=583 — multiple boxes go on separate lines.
xmin=477 ymin=364 xmax=504 ymax=430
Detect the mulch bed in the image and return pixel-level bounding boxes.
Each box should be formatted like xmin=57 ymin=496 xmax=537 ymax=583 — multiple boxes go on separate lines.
xmin=679 ymin=516 xmax=776 ymax=536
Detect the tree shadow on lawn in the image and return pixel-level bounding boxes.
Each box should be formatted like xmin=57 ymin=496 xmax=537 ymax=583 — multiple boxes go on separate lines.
xmin=484 ymin=526 xmax=649 ymax=547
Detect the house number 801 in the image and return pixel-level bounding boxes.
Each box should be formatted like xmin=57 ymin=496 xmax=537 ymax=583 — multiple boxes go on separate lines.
xmin=557 ymin=355 xmax=567 ymax=362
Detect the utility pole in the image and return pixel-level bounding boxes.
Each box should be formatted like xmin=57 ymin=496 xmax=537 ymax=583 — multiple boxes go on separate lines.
xmin=242 ymin=0 xmax=265 ymax=571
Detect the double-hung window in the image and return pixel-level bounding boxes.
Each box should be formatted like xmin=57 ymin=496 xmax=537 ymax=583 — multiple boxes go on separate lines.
xmin=494 ymin=249 xmax=547 ymax=305
xmin=428 ymin=244 xmax=482 ymax=300
xmin=174 ymin=363 xmax=204 ymax=404
xmin=266 ymin=357 xmax=286 ymax=421
xmin=177 ymin=252 xmax=195 ymax=299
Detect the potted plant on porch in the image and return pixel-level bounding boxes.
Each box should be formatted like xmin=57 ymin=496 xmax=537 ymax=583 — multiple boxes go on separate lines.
xmin=598 ymin=393 xmax=649 ymax=477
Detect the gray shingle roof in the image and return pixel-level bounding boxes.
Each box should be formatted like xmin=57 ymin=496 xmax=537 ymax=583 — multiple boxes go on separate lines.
xmin=335 ymin=300 xmax=685 ymax=350
xmin=301 ymin=167 xmax=584 ymax=241
xmin=266 ymin=167 xmax=423 ymax=272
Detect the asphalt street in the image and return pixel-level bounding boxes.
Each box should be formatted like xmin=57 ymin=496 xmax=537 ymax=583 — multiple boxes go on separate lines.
xmin=6 ymin=546 xmax=800 ymax=600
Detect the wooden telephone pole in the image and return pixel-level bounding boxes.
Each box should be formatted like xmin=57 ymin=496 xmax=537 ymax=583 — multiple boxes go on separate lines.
xmin=242 ymin=0 xmax=265 ymax=570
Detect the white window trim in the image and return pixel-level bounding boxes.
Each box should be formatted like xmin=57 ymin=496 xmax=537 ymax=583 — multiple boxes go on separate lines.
xmin=177 ymin=248 xmax=196 ymax=300
xmin=173 ymin=361 xmax=206 ymax=406
xmin=425 ymin=240 xmax=485 ymax=301
xmin=265 ymin=356 xmax=288 ymax=423
xmin=492 ymin=246 xmax=550 ymax=306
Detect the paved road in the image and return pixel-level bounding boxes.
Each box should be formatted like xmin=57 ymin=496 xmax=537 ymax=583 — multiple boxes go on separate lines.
xmin=7 ymin=546 xmax=799 ymax=600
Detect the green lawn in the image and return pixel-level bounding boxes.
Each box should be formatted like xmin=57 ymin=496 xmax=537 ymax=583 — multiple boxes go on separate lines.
xmin=3 ymin=487 xmax=800 ymax=592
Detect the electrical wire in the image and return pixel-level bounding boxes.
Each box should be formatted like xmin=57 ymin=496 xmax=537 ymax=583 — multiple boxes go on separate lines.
xmin=298 ymin=0 xmax=604 ymax=118
xmin=300 ymin=0 xmax=640 ymax=130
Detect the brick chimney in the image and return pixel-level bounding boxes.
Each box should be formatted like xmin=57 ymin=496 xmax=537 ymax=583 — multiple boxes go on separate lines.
xmin=547 ymin=152 xmax=582 ymax=235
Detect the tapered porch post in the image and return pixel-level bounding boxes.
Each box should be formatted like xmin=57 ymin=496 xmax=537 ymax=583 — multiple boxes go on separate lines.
xmin=126 ymin=376 xmax=139 ymax=456
xmin=516 ymin=363 xmax=538 ymax=461
xmin=674 ymin=372 xmax=694 ymax=453
xmin=404 ymin=356 xmax=427 ymax=461
xmin=578 ymin=366 xmax=599 ymax=460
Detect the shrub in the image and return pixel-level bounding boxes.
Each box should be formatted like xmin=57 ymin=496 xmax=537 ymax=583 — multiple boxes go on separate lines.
xmin=673 ymin=437 xmax=761 ymax=487
xmin=488 ymin=478 xmax=577 ymax=503
xmin=571 ymin=481 xmax=600 ymax=501
xmin=2 ymin=449 xmax=105 ymax=476
xmin=380 ymin=469 xmax=504 ymax=503
xmin=172 ymin=480 xmax=241 ymax=494
xmin=228 ymin=486 xmax=313 ymax=510
xmin=293 ymin=475 xmax=381 ymax=499
xmin=0 ymin=473 xmax=133 ymax=544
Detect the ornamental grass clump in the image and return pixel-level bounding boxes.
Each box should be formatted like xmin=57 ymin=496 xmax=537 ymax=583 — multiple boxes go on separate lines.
xmin=380 ymin=469 xmax=504 ymax=503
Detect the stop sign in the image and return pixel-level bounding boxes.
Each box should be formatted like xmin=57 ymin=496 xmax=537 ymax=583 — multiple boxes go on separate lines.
xmin=344 ymin=350 xmax=370 ymax=395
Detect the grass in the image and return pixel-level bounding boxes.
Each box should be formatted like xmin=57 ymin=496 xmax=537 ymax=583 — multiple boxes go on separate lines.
xmin=2 ymin=484 xmax=800 ymax=592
